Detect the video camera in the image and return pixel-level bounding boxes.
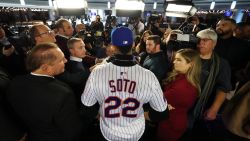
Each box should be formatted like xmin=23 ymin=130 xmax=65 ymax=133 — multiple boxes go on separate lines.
xmin=165 ymin=32 xmax=198 ymax=57
xmin=170 ymin=33 xmax=197 ymax=43
xmin=77 ymin=29 xmax=95 ymax=44
xmin=0 ymin=38 xmax=12 ymax=49
xmin=148 ymin=14 xmax=159 ymax=24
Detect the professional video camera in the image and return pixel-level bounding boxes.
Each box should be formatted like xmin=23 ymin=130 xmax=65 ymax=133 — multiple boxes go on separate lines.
xmin=164 ymin=30 xmax=198 ymax=62
xmin=105 ymin=16 xmax=116 ymax=30
xmin=148 ymin=14 xmax=159 ymax=24
xmin=0 ymin=38 xmax=12 ymax=49
xmin=76 ymin=26 xmax=95 ymax=44
xmin=168 ymin=33 xmax=197 ymax=48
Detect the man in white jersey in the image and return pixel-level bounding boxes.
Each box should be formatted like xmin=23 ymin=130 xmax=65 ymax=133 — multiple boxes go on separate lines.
xmin=81 ymin=27 xmax=168 ymax=141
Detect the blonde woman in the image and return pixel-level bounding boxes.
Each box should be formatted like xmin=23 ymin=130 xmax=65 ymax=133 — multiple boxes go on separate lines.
xmin=157 ymin=49 xmax=201 ymax=141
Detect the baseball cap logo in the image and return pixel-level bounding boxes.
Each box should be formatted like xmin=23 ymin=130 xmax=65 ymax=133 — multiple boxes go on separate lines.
xmin=123 ymin=41 xmax=128 ymax=45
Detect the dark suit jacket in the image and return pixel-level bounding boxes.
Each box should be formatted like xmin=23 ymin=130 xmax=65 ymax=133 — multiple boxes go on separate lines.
xmin=55 ymin=35 xmax=70 ymax=60
xmin=0 ymin=68 xmax=25 ymax=141
xmin=143 ymin=51 xmax=169 ymax=86
xmin=65 ymin=60 xmax=90 ymax=107
xmin=6 ymin=74 xmax=83 ymax=141
xmin=55 ymin=35 xmax=96 ymax=67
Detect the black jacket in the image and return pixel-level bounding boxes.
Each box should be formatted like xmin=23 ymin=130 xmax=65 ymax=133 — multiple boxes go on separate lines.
xmin=143 ymin=51 xmax=169 ymax=86
xmin=6 ymin=74 xmax=84 ymax=141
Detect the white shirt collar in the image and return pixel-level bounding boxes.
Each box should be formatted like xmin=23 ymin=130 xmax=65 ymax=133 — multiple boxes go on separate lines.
xmin=70 ymin=56 xmax=82 ymax=62
xmin=31 ymin=72 xmax=54 ymax=78
xmin=57 ymin=34 xmax=70 ymax=39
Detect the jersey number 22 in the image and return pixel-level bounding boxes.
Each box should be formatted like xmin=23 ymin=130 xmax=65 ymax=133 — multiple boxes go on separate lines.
xmin=105 ymin=96 xmax=140 ymax=118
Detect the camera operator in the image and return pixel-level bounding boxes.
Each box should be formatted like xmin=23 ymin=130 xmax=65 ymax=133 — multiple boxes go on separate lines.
xmin=128 ymin=17 xmax=144 ymax=39
xmin=75 ymin=23 xmax=86 ymax=36
xmin=0 ymin=25 xmax=26 ymax=77
xmin=75 ymin=24 xmax=96 ymax=56
xmin=147 ymin=15 xmax=165 ymax=37
xmin=162 ymin=29 xmax=197 ymax=70
xmin=191 ymin=16 xmax=207 ymax=35
xmin=104 ymin=16 xmax=117 ymax=44
xmin=90 ymin=15 xmax=104 ymax=35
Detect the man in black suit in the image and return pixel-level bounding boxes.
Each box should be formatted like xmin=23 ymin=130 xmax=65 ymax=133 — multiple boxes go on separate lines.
xmin=0 ymin=66 xmax=26 ymax=141
xmin=54 ymin=18 xmax=74 ymax=60
xmin=29 ymin=24 xmax=56 ymax=46
xmin=66 ymin=38 xmax=90 ymax=107
xmin=54 ymin=18 xmax=97 ymax=67
xmin=6 ymin=43 xmax=83 ymax=141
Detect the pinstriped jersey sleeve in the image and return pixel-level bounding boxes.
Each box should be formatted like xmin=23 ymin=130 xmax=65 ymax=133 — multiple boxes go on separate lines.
xmin=148 ymin=73 xmax=168 ymax=112
xmin=81 ymin=70 xmax=98 ymax=106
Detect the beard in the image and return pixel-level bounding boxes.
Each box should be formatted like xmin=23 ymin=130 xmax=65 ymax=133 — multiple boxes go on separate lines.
xmin=216 ymin=28 xmax=231 ymax=37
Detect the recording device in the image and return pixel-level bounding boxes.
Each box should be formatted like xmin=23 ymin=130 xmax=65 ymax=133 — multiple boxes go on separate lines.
xmin=165 ymin=33 xmax=198 ymax=61
xmin=105 ymin=16 xmax=116 ymax=30
xmin=170 ymin=33 xmax=197 ymax=43
xmin=77 ymin=30 xmax=95 ymax=44
xmin=159 ymin=23 xmax=168 ymax=28
xmin=148 ymin=14 xmax=159 ymax=24
xmin=0 ymin=38 xmax=12 ymax=49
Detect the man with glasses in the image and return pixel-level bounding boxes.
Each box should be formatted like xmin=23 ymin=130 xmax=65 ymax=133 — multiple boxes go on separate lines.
xmin=29 ymin=24 xmax=56 ymax=45
xmin=6 ymin=43 xmax=84 ymax=141
xmin=191 ymin=28 xmax=232 ymax=141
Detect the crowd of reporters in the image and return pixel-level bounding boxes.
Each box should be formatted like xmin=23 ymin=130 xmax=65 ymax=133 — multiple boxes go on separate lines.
xmin=0 ymin=14 xmax=250 ymax=141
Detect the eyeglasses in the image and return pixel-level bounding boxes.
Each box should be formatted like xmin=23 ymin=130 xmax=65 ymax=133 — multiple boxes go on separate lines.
xmin=198 ymin=38 xmax=212 ymax=42
xmin=37 ymin=30 xmax=54 ymax=36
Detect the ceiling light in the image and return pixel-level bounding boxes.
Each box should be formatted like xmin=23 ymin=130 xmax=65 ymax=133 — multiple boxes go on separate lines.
xmin=230 ymin=1 xmax=236 ymax=9
xmin=20 ymin=0 xmax=25 ymax=5
xmin=166 ymin=3 xmax=192 ymax=13
xmin=53 ymin=0 xmax=58 ymax=9
xmin=48 ymin=0 xmax=53 ymax=7
xmin=165 ymin=12 xmax=188 ymax=18
xmin=115 ymin=0 xmax=145 ymax=11
xmin=210 ymin=1 xmax=215 ymax=10
xmin=153 ymin=2 xmax=157 ymax=10
xmin=108 ymin=1 xmax=111 ymax=9
xmin=56 ymin=0 xmax=87 ymax=9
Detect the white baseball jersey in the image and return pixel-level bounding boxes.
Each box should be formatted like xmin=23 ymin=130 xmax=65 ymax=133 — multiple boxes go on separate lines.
xmin=81 ymin=62 xmax=167 ymax=141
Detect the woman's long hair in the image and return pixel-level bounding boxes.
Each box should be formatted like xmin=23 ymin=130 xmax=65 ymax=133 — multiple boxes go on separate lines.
xmin=135 ymin=30 xmax=153 ymax=54
xmin=163 ymin=48 xmax=201 ymax=94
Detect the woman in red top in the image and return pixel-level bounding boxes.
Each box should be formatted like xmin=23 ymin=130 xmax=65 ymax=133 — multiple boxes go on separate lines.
xmin=157 ymin=49 xmax=201 ymax=141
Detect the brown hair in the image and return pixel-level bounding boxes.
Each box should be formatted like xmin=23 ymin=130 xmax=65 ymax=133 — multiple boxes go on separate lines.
xmin=164 ymin=48 xmax=201 ymax=94
xmin=26 ymin=43 xmax=59 ymax=72
xmin=135 ymin=30 xmax=153 ymax=53
xmin=55 ymin=18 xmax=69 ymax=30
xmin=67 ymin=38 xmax=82 ymax=49
xmin=147 ymin=35 xmax=161 ymax=45
xmin=29 ymin=24 xmax=44 ymax=44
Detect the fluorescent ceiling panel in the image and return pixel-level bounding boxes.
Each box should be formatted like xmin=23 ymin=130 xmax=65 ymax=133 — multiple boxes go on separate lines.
xmin=56 ymin=0 xmax=87 ymax=9
xmin=115 ymin=0 xmax=145 ymax=11
xmin=165 ymin=12 xmax=188 ymax=18
xmin=166 ymin=3 xmax=192 ymax=12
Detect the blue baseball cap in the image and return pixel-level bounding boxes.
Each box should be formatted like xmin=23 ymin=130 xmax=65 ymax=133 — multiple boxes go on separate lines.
xmin=111 ymin=27 xmax=133 ymax=47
